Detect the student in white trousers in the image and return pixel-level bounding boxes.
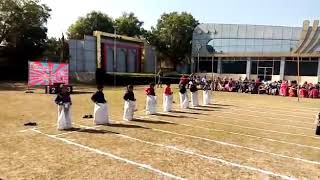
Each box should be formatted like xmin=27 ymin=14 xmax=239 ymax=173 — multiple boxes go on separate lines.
xmin=190 ymin=81 xmax=199 ymax=107
xmin=55 ymin=85 xmax=72 ymax=130
xmin=123 ymin=85 xmax=136 ymax=121
xmin=179 ymin=84 xmax=189 ymax=109
xmin=145 ymin=83 xmax=157 ymax=115
xmin=91 ymin=85 xmax=109 ymax=125
xmin=202 ymin=81 xmax=211 ymax=105
xmin=163 ymin=83 xmax=173 ymax=112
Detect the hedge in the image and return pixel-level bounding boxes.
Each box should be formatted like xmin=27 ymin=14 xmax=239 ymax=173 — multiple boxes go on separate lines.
xmin=102 ymin=72 xmax=186 ymax=86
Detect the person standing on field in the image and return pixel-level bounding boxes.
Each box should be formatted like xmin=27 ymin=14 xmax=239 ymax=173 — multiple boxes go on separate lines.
xmin=91 ymin=85 xmax=109 ymax=125
xmin=55 ymin=85 xmax=72 ymax=130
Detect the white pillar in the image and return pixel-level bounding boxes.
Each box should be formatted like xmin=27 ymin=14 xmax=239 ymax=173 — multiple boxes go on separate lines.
xmin=280 ymin=57 xmax=285 ymax=80
xmin=217 ymin=58 xmax=222 ymax=74
xmin=191 ymin=57 xmax=194 ymax=73
xmin=246 ymin=58 xmax=251 ymax=79
xmin=317 ymin=58 xmax=320 ymax=82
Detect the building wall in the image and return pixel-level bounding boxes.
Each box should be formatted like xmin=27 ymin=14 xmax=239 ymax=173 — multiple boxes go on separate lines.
xmin=68 ymin=35 xmax=157 ymax=82
xmin=192 ymin=23 xmax=302 ymax=57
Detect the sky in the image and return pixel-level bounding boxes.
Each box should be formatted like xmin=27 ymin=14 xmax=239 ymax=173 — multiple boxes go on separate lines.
xmin=41 ymin=0 xmax=320 ymax=38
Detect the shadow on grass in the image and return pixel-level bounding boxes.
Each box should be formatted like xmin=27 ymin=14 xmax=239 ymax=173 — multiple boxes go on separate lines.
xmin=199 ymin=105 xmax=226 ymax=109
xmin=170 ymin=110 xmax=206 ymax=115
xmin=64 ymin=127 xmax=118 ymax=134
xmin=189 ymin=108 xmax=214 ymax=112
xmin=154 ymin=113 xmax=190 ymax=118
xmin=105 ymin=123 xmax=149 ymax=129
xmin=132 ymin=118 xmax=176 ymax=125
xmin=210 ymin=103 xmax=235 ymax=107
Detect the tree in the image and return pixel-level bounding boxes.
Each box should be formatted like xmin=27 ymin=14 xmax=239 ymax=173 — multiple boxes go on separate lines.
xmin=115 ymin=12 xmax=145 ymax=37
xmin=0 ymin=0 xmax=50 ymax=45
xmin=0 ymin=0 xmax=51 ymax=79
xmin=42 ymin=35 xmax=69 ymax=63
xmin=67 ymin=11 xmax=114 ymax=39
xmin=146 ymin=12 xmax=198 ymax=66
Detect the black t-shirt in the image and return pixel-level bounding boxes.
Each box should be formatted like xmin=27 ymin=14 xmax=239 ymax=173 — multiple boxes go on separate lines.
xmin=91 ymin=91 xmax=106 ymax=103
xmin=190 ymin=84 xmax=198 ymax=92
xmin=123 ymin=91 xmax=135 ymax=101
xmin=179 ymin=85 xmax=187 ymax=94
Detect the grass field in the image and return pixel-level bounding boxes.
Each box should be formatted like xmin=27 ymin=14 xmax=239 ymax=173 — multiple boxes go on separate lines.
xmin=1 ymin=82 xmax=320 ymax=180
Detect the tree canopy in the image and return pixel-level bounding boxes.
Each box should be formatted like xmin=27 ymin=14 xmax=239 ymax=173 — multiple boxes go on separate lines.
xmin=115 ymin=12 xmax=145 ymax=37
xmin=0 ymin=0 xmax=51 ymax=79
xmin=146 ymin=12 xmax=198 ymax=65
xmin=67 ymin=11 xmax=114 ymax=39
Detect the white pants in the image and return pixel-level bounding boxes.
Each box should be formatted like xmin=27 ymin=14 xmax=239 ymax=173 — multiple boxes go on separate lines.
xmin=123 ymin=100 xmax=136 ymax=121
xmin=191 ymin=91 xmax=199 ymax=107
xmin=94 ymin=103 xmax=109 ymax=125
xmin=146 ymin=95 xmax=157 ymax=115
xmin=179 ymin=93 xmax=189 ymax=109
xmin=163 ymin=94 xmax=173 ymax=112
xmin=203 ymin=90 xmax=210 ymax=105
xmin=57 ymin=103 xmax=72 ymax=130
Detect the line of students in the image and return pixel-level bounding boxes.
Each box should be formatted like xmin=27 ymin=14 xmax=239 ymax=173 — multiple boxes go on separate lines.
xmin=54 ymin=83 xmax=212 ymax=131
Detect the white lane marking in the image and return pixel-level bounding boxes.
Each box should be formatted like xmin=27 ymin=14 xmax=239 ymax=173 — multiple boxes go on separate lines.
xmin=224 ymin=106 xmax=316 ymax=117
xmin=208 ymin=110 xmax=315 ymax=127
xmin=53 ymin=121 xmax=320 ymax=166
xmin=155 ymin=113 xmax=318 ymax=139
xmin=185 ymin=109 xmax=314 ymax=129
xmin=215 ymin=99 xmax=319 ymax=112
xmin=137 ymin=116 xmax=320 ymax=151
xmin=222 ymin=106 xmax=314 ymax=119
xmin=59 ymin=122 xmax=298 ymax=179
xmin=116 ymin=133 xmax=296 ymax=180
xmin=31 ymin=129 xmax=185 ymax=180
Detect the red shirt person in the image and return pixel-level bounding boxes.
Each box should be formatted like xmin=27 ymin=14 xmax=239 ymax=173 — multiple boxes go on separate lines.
xmin=145 ymin=83 xmax=156 ymax=96
xmin=164 ymin=84 xmax=173 ymax=95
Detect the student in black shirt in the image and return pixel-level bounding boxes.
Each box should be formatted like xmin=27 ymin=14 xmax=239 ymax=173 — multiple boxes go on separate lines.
xmin=91 ymin=85 xmax=109 ymax=125
xmin=123 ymin=85 xmax=136 ymax=121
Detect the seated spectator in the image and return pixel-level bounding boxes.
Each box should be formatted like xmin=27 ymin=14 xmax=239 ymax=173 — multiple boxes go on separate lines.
xmin=289 ymin=85 xmax=297 ymax=97
xmin=280 ymin=81 xmax=288 ymax=96
xmin=310 ymin=85 xmax=319 ymax=98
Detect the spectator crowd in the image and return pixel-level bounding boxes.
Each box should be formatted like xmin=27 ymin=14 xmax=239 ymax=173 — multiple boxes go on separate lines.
xmin=180 ymin=74 xmax=320 ymax=99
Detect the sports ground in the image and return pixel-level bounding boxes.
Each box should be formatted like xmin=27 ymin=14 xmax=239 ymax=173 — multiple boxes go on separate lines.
xmin=1 ymin=83 xmax=320 ymax=180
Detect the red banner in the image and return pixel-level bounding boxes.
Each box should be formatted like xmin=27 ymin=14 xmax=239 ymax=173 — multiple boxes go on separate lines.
xmin=28 ymin=61 xmax=69 ymax=86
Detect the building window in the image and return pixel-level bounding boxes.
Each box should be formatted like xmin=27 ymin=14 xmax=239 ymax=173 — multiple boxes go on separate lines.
xmin=273 ymin=61 xmax=280 ymax=75
xmin=285 ymin=61 xmax=318 ymax=76
xmin=250 ymin=60 xmax=280 ymax=75
xmin=198 ymin=57 xmax=217 ymax=73
xmin=221 ymin=60 xmax=247 ymax=74
xmin=251 ymin=61 xmax=257 ymax=74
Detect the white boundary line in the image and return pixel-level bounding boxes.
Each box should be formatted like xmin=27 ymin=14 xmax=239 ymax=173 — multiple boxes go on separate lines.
xmin=31 ymin=128 xmax=184 ymax=180
xmin=214 ymin=99 xmax=319 ymax=112
xmin=222 ymin=104 xmax=317 ymax=117
xmin=184 ymin=108 xmax=314 ymax=129
xmin=76 ymin=122 xmax=320 ymax=166
xmin=58 ymin=124 xmax=297 ymax=179
xmin=209 ymin=110 xmax=315 ymax=127
xmin=221 ymin=106 xmax=314 ymax=119
xmin=155 ymin=112 xmax=318 ymax=139
xmin=137 ymin=116 xmax=320 ymax=151
xmin=116 ymin=132 xmax=296 ymax=180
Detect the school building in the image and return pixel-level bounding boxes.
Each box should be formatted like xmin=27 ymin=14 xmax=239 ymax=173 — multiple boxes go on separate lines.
xmin=68 ymin=31 xmax=157 ymax=83
xmin=192 ymin=20 xmax=320 ymax=83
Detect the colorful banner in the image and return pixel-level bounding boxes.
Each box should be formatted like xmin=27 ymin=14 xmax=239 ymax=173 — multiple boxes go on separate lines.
xmin=28 ymin=61 xmax=69 ymax=86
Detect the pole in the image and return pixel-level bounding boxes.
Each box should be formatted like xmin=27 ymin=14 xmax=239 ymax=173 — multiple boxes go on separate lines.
xmin=211 ymin=54 xmax=214 ymax=81
xmin=154 ymin=52 xmax=157 ymax=84
xmin=113 ymin=27 xmax=117 ymax=87
xmin=197 ymin=51 xmax=200 ymax=73
xmin=297 ymin=55 xmax=300 ymax=102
